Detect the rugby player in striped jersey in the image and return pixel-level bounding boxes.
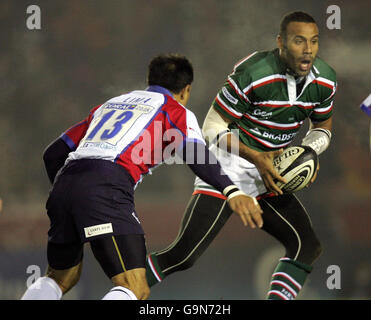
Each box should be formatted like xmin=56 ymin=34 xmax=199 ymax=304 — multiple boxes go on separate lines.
xmin=145 ymin=11 xmax=337 ymax=300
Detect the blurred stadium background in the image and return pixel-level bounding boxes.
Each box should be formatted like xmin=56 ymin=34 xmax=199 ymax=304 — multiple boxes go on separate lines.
xmin=0 ymin=0 xmax=370 ymax=299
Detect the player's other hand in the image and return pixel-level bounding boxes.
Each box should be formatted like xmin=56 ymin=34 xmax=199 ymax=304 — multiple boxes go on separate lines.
xmin=307 ymin=161 xmax=320 ymax=187
xmin=228 ymin=195 xmax=263 ymax=229
xmin=253 ymin=149 xmax=287 ymax=195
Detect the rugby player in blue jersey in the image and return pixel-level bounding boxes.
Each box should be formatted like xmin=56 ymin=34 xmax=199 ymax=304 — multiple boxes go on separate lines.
xmin=21 ymin=54 xmax=262 ymax=300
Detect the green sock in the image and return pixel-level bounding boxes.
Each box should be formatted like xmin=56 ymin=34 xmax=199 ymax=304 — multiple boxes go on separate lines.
xmin=145 ymin=253 xmax=166 ymax=287
xmin=267 ymin=257 xmax=313 ymax=300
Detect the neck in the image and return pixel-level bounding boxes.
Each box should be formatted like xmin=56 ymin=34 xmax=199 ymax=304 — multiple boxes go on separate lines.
xmin=146 ymin=85 xmax=173 ymax=97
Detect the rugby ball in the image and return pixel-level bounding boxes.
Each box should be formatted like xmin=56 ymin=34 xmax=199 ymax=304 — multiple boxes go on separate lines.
xmin=273 ymin=145 xmax=318 ymax=193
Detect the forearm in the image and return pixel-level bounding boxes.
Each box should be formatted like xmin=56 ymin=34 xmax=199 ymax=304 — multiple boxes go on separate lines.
xmin=310 ymin=116 xmax=332 ymax=131
xmin=178 ymin=140 xmax=263 ymax=228
xmin=178 ymin=141 xmax=235 ymax=194
xmin=43 ymin=137 xmax=71 ymax=184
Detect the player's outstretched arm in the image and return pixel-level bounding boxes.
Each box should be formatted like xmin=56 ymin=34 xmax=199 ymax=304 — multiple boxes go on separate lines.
xmin=179 ymin=141 xmax=263 ymax=228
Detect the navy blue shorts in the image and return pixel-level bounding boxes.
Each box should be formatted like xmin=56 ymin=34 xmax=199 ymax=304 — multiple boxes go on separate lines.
xmin=46 ymin=159 xmax=144 ymax=245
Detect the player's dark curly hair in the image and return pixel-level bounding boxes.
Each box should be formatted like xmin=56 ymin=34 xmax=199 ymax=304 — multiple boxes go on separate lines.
xmin=147 ymin=54 xmax=193 ymax=94
xmin=279 ymin=11 xmax=316 ymax=39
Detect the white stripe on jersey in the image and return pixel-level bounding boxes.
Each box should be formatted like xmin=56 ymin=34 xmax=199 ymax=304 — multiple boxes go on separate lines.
xmin=251 ymin=100 xmax=321 ymax=109
xmin=233 ymin=51 xmax=258 ymax=73
xmin=270 ymin=280 xmax=298 ymax=297
xmin=227 ymin=76 xmax=251 ymax=103
xmin=272 ymin=272 xmax=302 ymax=290
xmin=245 ymin=113 xmax=304 ymax=129
xmin=252 ymin=100 xmax=293 ymax=106
xmin=316 ymin=77 xmax=335 ymax=88
xmin=216 ymin=93 xmax=243 ymax=117
xmin=243 ymin=74 xmax=287 ymax=94
xmin=313 ymin=101 xmax=333 ymax=114
xmin=267 ymin=290 xmax=290 ymax=300
xmin=296 ymin=101 xmax=321 ymax=107
xmin=238 ymin=125 xmax=293 ymax=148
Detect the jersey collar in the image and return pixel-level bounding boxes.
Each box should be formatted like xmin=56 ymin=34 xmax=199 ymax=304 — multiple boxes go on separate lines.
xmin=146 ymin=85 xmax=173 ymax=97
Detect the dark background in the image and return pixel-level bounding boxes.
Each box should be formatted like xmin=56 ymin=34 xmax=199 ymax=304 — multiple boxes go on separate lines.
xmin=0 ymin=0 xmax=370 ymax=299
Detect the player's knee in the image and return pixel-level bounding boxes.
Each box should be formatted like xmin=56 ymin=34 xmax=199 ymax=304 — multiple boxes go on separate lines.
xmin=128 ymin=277 xmax=150 ymax=300
xmin=138 ymin=282 xmax=151 ymax=300
xmin=46 ymin=263 xmax=82 ymax=294
xmin=177 ymin=257 xmax=196 ymax=271
xmin=309 ymin=238 xmax=322 ymax=262
xmin=112 ymin=268 xmax=150 ymax=300
xmin=120 ymin=281 xmax=150 ymax=300
xmin=299 ymin=235 xmax=322 ymax=265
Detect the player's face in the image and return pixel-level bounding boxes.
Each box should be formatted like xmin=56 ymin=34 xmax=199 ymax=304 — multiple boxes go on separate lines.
xmin=278 ymin=22 xmax=319 ymax=77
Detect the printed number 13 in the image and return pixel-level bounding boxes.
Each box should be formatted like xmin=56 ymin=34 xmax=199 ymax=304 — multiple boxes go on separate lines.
xmin=87 ymin=110 xmax=133 ymax=141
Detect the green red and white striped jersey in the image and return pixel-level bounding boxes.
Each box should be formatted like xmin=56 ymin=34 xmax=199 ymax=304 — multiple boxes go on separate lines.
xmin=213 ymin=48 xmax=337 ymax=151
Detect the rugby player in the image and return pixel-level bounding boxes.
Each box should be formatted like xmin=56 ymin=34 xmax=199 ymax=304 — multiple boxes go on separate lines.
xmin=21 ymin=54 xmax=262 ymax=300
xmin=145 ymin=12 xmax=337 ymax=300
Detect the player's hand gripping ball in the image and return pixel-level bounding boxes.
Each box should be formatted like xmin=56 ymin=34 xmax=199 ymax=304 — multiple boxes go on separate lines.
xmin=273 ymin=145 xmax=319 ymax=193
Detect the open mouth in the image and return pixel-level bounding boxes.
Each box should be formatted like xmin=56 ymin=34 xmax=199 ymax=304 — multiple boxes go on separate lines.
xmin=299 ymin=59 xmax=312 ymax=72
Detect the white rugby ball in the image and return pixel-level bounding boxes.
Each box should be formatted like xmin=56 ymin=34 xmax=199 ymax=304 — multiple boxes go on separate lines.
xmin=273 ymin=145 xmax=318 ymax=193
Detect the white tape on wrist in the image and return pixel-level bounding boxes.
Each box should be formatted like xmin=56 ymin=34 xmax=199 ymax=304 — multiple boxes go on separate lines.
xmin=223 ymin=185 xmax=239 ymax=196
xmin=223 ymin=185 xmax=258 ymax=204
xmin=302 ymin=128 xmax=331 ymax=155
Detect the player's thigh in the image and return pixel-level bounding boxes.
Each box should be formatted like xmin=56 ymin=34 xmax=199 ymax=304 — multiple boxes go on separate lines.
xmin=260 ymin=194 xmax=314 ymax=233
xmin=154 ymin=193 xmax=232 ymax=273
xmin=157 ymin=193 xmax=231 ymax=256
xmin=90 ymin=234 xmax=148 ymax=298
xmin=259 ymin=194 xmax=320 ymax=262
xmin=170 ymin=193 xmax=231 ymax=247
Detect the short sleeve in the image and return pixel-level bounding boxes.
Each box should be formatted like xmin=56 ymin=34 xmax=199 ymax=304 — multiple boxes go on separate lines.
xmin=310 ymin=80 xmax=337 ymax=123
xmin=212 ymin=68 xmax=252 ymax=121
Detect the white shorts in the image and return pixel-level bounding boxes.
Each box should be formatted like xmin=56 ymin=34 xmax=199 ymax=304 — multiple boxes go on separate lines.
xmin=194 ymin=143 xmax=267 ymax=198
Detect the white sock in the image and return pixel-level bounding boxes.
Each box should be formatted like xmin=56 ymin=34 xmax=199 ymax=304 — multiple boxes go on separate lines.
xmin=102 ymin=286 xmax=137 ymax=300
xmin=21 ymin=276 xmax=63 ymax=300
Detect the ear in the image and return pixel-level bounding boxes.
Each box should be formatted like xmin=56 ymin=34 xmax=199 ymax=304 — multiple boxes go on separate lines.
xmin=185 ymin=84 xmax=191 ymax=95
xmin=181 ymin=84 xmax=191 ymax=98
xmin=277 ymin=34 xmax=283 ymax=50
xmin=179 ymin=87 xmax=186 ymax=99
